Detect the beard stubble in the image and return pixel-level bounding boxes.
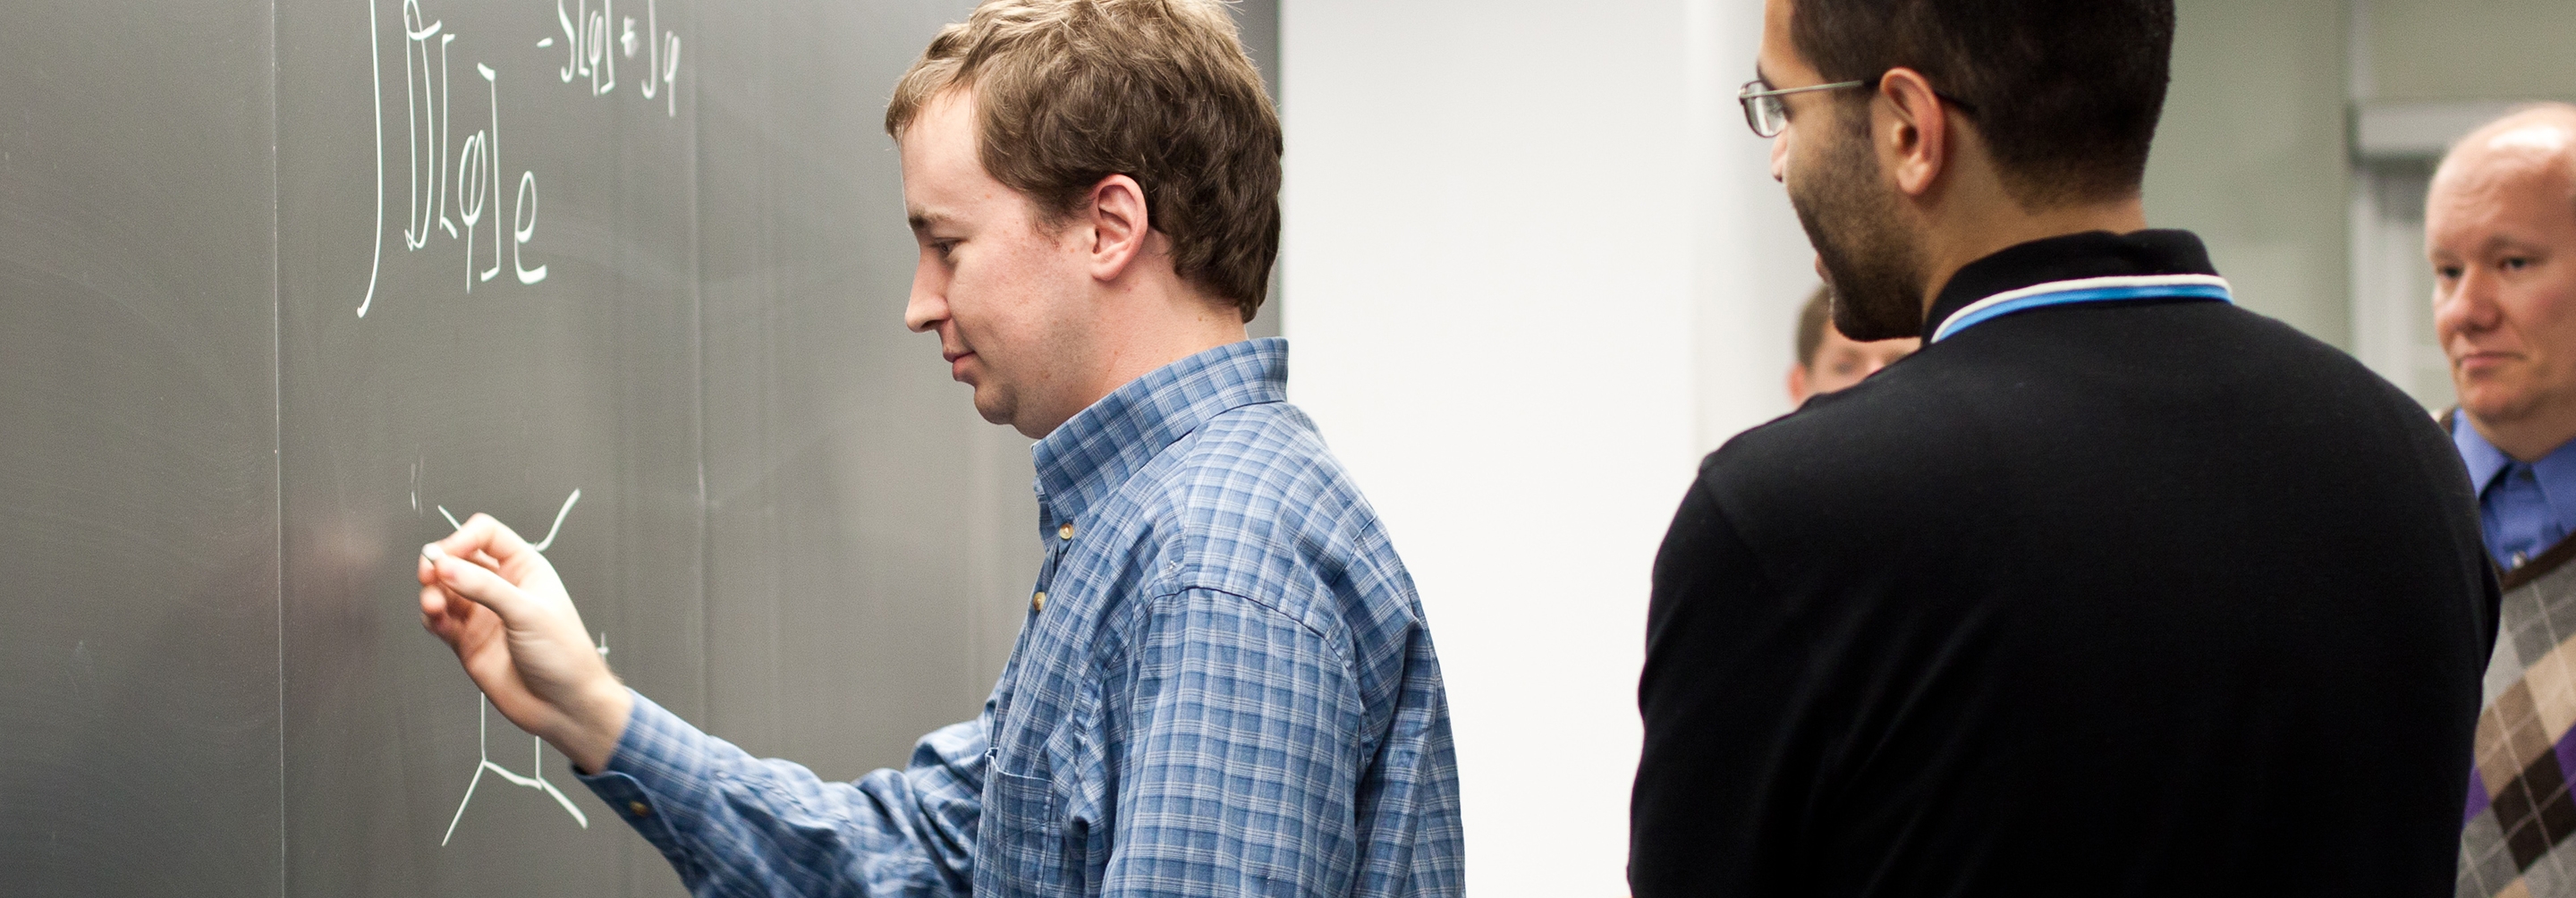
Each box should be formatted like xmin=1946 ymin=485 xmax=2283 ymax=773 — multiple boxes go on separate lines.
xmin=1787 ymin=106 xmax=1929 ymax=343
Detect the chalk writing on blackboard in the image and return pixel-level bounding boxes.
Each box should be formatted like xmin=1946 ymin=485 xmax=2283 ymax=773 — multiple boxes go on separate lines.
xmin=357 ymin=0 xmax=548 ymax=318
xmin=435 ymin=487 xmax=580 ymax=553
xmin=440 ymin=696 xmax=590 ymax=845
xmin=357 ymin=0 xmax=386 ymax=318
xmin=430 ymin=487 xmax=594 ymax=844
xmin=550 ymin=0 xmax=683 ymax=117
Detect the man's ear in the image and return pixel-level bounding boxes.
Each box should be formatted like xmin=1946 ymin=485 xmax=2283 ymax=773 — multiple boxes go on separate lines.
xmin=1787 ymin=364 xmax=1810 ymax=405
xmin=1085 ymin=174 xmax=1151 ymax=283
xmin=1873 ymin=67 xmax=1949 ymax=198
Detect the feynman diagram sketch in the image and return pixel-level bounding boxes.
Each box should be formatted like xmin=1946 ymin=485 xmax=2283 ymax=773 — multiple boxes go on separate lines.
xmin=434 ymin=489 xmax=595 ymax=844
xmin=355 ymin=0 xmax=682 ymax=317
xmin=442 ymin=695 xmax=589 ymax=845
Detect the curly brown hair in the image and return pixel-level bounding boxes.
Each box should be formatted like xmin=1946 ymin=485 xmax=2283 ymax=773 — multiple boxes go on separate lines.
xmin=886 ymin=0 xmax=1281 ymax=321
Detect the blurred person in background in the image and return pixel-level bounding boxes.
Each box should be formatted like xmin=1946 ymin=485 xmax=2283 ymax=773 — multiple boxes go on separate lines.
xmin=2429 ymin=103 xmax=2576 ymax=898
xmin=1787 ymin=284 xmax=1919 ymax=404
xmin=1630 ymin=0 xmax=2497 ymax=894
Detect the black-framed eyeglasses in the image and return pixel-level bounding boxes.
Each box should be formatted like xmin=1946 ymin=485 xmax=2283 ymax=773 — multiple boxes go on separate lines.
xmin=1736 ymin=76 xmax=1979 ymax=138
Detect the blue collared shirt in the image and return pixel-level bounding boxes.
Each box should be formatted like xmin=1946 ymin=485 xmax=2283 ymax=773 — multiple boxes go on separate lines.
xmin=2452 ymin=415 xmax=2576 ymax=570
xmin=578 ymin=337 xmax=1466 ymax=898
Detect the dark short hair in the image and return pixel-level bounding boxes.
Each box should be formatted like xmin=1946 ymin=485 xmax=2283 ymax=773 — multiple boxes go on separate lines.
xmin=1795 ymin=285 xmax=1834 ymax=369
xmin=1790 ymin=0 xmax=2174 ymax=208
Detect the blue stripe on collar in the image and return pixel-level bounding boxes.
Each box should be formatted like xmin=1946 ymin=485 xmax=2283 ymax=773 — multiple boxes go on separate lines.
xmin=1930 ymin=274 xmax=2234 ymax=343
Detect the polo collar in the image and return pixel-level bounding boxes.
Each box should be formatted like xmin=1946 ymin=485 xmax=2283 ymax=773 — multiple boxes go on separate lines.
xmin=1030 ymin=337 xmax=1287 ymax=529
xmin=1921 ymin=230 xmax=2228 ymax=343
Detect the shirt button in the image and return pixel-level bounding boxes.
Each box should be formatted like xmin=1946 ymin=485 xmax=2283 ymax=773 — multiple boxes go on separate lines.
xmin=627 ymin=801 xmax=651 ymax=818
xmin=2514 ymin=552 xmax=2530 ymax=569
xmin=1032 ymin=590 xmax=1046 ymax=613
xmin=1058 ymin=522 xmax=1075 ymax=540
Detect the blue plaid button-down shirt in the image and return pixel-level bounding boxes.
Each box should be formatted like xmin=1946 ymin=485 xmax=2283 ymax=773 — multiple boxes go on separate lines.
xmin=579 ymin=337 xmax=1465 ymax=898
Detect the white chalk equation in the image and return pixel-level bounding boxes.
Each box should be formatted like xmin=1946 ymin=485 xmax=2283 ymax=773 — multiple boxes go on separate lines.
xmin=356 ymin=0 xmax=626 ymax=318
xmin=543 ymin=0 xmax=682 ymax=117
xmin=351 ymin=0 xmax=685 ymax=317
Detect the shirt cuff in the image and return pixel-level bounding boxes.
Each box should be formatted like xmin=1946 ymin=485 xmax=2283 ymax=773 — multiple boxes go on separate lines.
xmin=575 ymin=689 xmax=709 ymax=873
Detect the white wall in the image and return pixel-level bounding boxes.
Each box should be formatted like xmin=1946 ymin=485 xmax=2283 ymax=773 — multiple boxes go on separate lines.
xmin=1282 ymin=1 xmax=1801 ymax=894
xmin=2368 ymin=0 xmax=2576 ymax=103
xmin=1683 ymin=3 xmax=1826 ymax=450
xmin=2145 ymin=0 xmax=2352 ymax=347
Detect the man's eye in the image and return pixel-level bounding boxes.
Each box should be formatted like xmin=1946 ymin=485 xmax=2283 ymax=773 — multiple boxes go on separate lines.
xmin=2504 ymin=257 xmax=2533 ymax=272
xmin=2437 ymin=266 xmax=2463 ymax=280
xmin=934 ymin=241 xmax=961 ymax=260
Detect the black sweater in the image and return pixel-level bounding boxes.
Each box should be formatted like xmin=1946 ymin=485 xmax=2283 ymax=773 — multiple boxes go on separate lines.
xmin=1631 ymin=231 xmax=2499 ymax=897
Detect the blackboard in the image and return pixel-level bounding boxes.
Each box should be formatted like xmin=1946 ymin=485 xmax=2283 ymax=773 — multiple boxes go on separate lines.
xmin=0 ymin=1 xmax=1278 ymax=895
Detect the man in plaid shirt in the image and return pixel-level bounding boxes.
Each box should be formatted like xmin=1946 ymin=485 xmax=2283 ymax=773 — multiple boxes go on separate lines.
xmin=413 ymin=2 xmax=1464 ymax=895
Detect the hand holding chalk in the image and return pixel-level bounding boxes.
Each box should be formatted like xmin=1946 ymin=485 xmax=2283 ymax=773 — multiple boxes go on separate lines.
xmin=419 ymin=513 xmax=631 ymax=774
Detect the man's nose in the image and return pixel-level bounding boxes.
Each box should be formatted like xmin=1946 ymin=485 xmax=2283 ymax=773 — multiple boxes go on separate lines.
xmin=903 ymin=261 xmax=946 ymax=334
xmin=2436 ymin=267 xmax=2504 ymax=341
xmin=1769 ymin=132 xmax=1789 ymax=183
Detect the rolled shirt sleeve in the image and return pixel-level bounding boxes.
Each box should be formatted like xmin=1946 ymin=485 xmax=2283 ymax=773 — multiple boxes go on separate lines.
xmin=568 ymin=337 xmax=1463 ymax=897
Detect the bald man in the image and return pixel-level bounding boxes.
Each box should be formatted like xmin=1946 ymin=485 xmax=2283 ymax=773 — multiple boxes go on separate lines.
xmin=2436 ymin=104 xmax=2576 ymax=897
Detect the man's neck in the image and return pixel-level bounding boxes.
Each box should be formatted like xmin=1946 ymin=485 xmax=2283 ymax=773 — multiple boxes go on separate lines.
xmin=2470 ymin=406 xmax=2576 ymax=463
xmin=1084 ymin=314 xmax=1250 ymax=407
xmin=1023 ymin=284 xmax=1249 ymax=439
xmin=1916 ymin=196 xmax=2151 ymax=313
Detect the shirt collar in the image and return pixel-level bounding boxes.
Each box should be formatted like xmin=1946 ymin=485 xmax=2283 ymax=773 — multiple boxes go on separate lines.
xmin=2453 ymin=414 xmax=2576 ymax=513
xmin=1030 ymin=337 xmax=1288 ymax=528
xmin=1921 ymin=230 xmax=2223 ymax=343
xmin=2453 ymin=415 xmax=2515 ymax=496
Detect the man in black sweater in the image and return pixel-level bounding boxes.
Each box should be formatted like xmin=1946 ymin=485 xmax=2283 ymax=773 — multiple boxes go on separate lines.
xmin=1629 ymin=1 xmax=2500 ymax=894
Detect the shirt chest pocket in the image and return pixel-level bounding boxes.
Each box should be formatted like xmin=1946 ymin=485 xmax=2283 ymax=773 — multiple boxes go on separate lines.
xmin=979 ymin=650 xmax=1106 ymax=896
xmin=977 ymin=764 xmax=1073 ymax=898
